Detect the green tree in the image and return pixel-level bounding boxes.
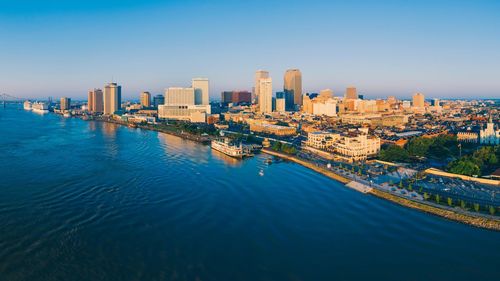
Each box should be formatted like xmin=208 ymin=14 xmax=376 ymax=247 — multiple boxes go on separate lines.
xmin=460 ymin=200 xmax=466 ymax=209
xmin=399 ymin=180 xmax=403 ymax=188
xmin=272 ymin=141 xmax=282 ymax=151
xmin=435 ymin=194 xmax=441 ymax=204
xmin=473 ymin=203 xmax=480 ymax=212
xmin=379 ymin=145 xmax=410 ymax=162
xmin=489 ymin=206 xmax=496 ymax=216
xmin=423 ymin=192 xmax=430 ymax=200
xmin=447 ymin=197 xmax=453 ymax=207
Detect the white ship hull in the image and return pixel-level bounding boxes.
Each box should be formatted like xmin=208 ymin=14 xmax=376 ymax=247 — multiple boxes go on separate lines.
xmin=32 ymin=102 xmax=49 ymax=113
xmin=23 ymin=101 xmax=32 ymax=110
xmin=211 ymin=139 xmax=244 ymax=158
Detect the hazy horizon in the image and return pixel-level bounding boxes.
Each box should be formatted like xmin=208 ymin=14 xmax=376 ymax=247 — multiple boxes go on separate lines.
xmin=1 ymin=0 xmax=499 ymax=100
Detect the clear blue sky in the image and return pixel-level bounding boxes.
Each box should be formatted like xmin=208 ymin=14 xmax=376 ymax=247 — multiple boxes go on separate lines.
xmin=1 ymin=0 xmax=499 ymax=100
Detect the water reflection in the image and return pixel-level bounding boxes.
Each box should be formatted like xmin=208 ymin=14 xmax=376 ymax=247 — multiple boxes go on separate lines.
xmin=211 ymin=149 xmax=243 ymax=167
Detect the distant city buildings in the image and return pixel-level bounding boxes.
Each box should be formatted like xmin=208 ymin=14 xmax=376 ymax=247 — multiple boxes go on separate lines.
xmin=259 ymin=77 xmax=273 ymax=113
xmin=412 ymin=92 xmax=425 ymax=113
xmin=221 ymin=91 xmax=251 ymax=104
xmin=345 ymin=86 xmax=357 ymax=100
xmin=254 ymin=70 xmax=269 ymax=106
xmin=88 ymin=89 xmax=103 ymax=113
xmin=284 ymin=69 xmax=302 ymax=108
xmin=153 ymin=94 xmax=164 ymax=108
xmin=158 ymin=79 xmax=211 ymax=122
xmin=60 ymin=97 xmax=71 ymax=110
xmin=192 ymin=78 xmax=209 ymax=105
xmin=103 ymin=82 xmax=122 ymax=115
xmin=140 ymin=91 xmax=151 ymax=108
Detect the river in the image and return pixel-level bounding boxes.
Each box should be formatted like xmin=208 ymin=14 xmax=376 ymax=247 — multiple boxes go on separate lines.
xmin=0 ymin=105 xmax=499 ymax=281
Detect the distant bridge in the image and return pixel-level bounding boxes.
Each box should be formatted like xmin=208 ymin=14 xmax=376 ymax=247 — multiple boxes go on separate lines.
xmin=0 ymin=93 xmax=26 ymax=108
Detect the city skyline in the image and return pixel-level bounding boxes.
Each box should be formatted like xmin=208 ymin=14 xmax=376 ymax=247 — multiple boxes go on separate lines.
xmin=1 ymin=0 xmax=499 ymax=99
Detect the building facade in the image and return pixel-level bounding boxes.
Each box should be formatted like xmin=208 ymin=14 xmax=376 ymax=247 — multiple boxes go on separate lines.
xmin=88 ymin=88 xmax=103 ymax=113
xmin=259 ymin=78 xmax=273 ymax=113
xmin=284 ymin=69 xmax=302 ymax=108
xmin=103 ymin=83 xmax=122 ymax=115
xmin=254 ymin=70 xmax=269 ymax=104
xmin=140 ymin=91 xmax=151 ymax=107
xmin=192 ymin=78 xmax=209 ymax=105
xmin=60 ymin=97 xmax=71 ymax=110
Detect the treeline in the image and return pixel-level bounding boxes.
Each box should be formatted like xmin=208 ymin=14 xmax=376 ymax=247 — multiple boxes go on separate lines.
xmin=271 ymin=142 xmax=298 ymax=155
xmin=447 ymin=146 xmax=499 ymax=176
xmin=379 ymin=135 xmax=459 ymax=162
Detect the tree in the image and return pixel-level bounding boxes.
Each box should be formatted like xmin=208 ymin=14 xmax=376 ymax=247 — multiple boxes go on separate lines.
xmin=460 ymin=200 xmax=466 ymax=209
xmin=473 ymin=203 xmax=480 ymax=212
xmin=489 ymin=206 xmax=496 ymax=216
xmin=408 ymin=183 xmax=413 ymax=191
xmin=435 ymin=194 xmax=441 ymax=204
xmin=379 ymin=145 xmax=410 ymax=162
xmin=423 ymin=192 xmax=430 ymax=200
xmin=447 ymin=197 xmax=453 ymax=207
xmin=399 ymin=180 xmax=403 ymax=188
xmin=272 ymin=141 xmax=282 ymax=151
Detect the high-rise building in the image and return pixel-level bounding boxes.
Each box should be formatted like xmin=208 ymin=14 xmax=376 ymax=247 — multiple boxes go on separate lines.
xmin=259 ymin=78 xmax=273 ymax=113
xmin=431 ymin=98 xmax=440 ymax=107
xmin=221 ymin=91 xmax=252 ymax=104
xmin=140 ymin=91 xmax=151 ymax=107
xmin=284 ymin=69 xmax=302 ymax=108
xmin=153 ymin=94 xmax=165 ymax=108
xmin=88 ymin=88 xmax=103 ymax=113
xmin=103 ymin=83 xmax=122 ymax=115
xmin=412 ymin=92 xmax=425 ymax=108
xmin=254 ymin=70 xmax=269 ymax=104
xmin=345 ymin=86 xmax=357 ymax=99
xmin=160 ymin=86 xmax=210 ymax=122
xmin=192 ymin=78 xmax=209 ymax=105
xmin=275 ymin=97 xmax=286 ymax=112
xmin=60 ymin=97 xmax=71 ymax=110
xmin=165 ymin=87 xmax=195 ymax=105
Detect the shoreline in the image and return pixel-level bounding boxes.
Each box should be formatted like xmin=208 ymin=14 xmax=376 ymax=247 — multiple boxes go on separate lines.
xmin=68 ymin=114 xmax=500 ymax=231
xmin=262 ymin=148 xmax=500 ymax=231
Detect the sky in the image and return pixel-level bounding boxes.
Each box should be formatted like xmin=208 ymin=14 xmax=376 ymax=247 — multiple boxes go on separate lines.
xmin=1 ymin=0 xmax=499 ymax=100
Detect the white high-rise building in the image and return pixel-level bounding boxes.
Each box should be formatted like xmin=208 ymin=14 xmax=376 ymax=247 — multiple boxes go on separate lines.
xmin=254 ymin=70 xmax=269 ymax=104
xmin=165 ymin=87 xmax=195 ymax=105
xmin=259 ymin=78 xmax=273 ymax=113
xmin=103 ymin=83 xmax=121 ymax=115
xmin=192 ymin=78 xmax=209 ymax=105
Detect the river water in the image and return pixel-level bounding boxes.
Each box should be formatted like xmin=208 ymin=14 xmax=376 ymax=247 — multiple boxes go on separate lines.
xmin=0 ymin=105 xmax=499 ymax=281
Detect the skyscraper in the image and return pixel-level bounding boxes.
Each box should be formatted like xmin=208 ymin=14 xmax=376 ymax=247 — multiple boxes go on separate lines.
xmin=254 ymin=70 xmax=269 ymax=104
xmin=412 ymin=92 xmax=425 ymax=108
xmin=284 ymin=69 xmax=302 ymax=108
xmin=192 ymin=78 xmax=209 ymax=105
xmin=88 ymin=88 xmax=103 ymax=113
xmin=60 ymin=97 xmax=71 ymax=110
xmin=104 ymin=82 xmax=122 ymax=115
xmin=259 ymin=77 xmax=273 ymax=113
xmin=345 ymin=86 xmax=357 ymax=99
xmin=153 ymin=94 xmax=164 ymax=108
xmin=165 ymin=87 xmax=195 ymax=105
xmin=140 ymin=91 xmax=151 ymax=107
